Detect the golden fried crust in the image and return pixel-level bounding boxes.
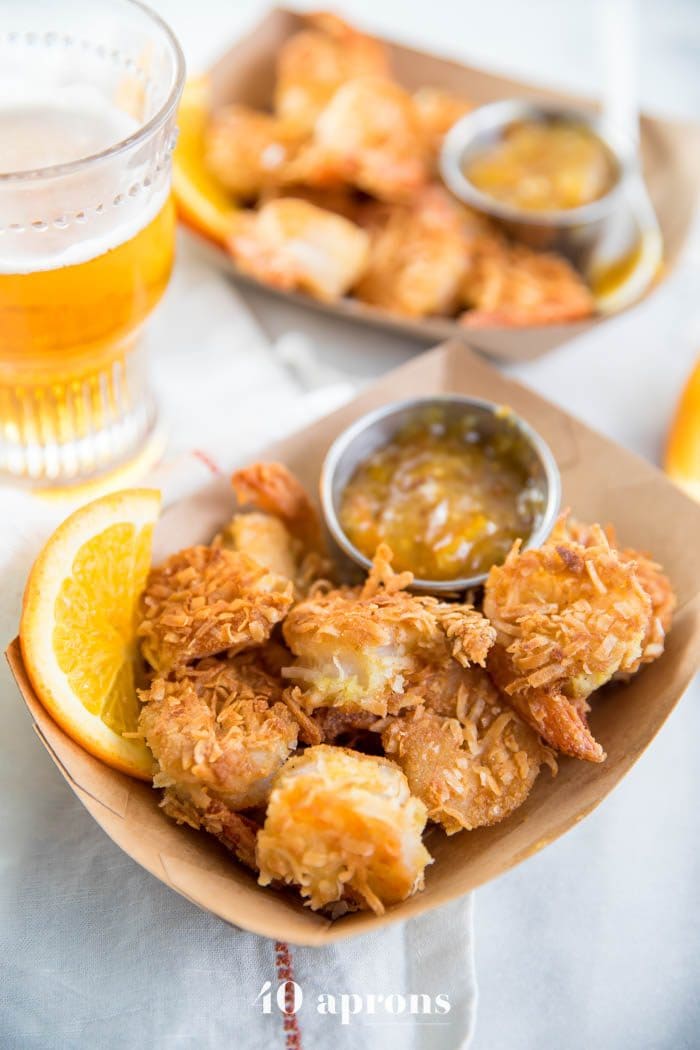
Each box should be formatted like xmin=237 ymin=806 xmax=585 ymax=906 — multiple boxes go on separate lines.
xmin=204 ymin=104 xmax=303 ymax=200
xmin=285 ymin=76 xmax=429 ymax=203
xmin=161 ymin=790 xmax=260 ymax=871
xmin=282 ymin=545 xmax=494 ymax=717
xmin=354 ymin=187 xmax=468 ymax=317
xmin=460 ymin=235 xmax=594 ymax=328
xmin=551 ymin=514 xmax=676 ymax=671
xmin=382 ymin=664 xmax=554 ymax=833
xmin=138 ymin=546 xmax=293 ymax=673
xmin=412 ymin=87 xmax=474 ymax=160
xmin=139 ymin=655 xmax=298 ymax=812
xmin=487 ymin=645 xmax=604 ymax=763
xmin=483 ymin=531 xmax=654 ymax=761
xmin=256 ymin=745 xmax=431 ymax=914
xmin=274 ymin=16 xmax=390 ymax=134
xmin=227 ymin=198 xmax=370 ymax=302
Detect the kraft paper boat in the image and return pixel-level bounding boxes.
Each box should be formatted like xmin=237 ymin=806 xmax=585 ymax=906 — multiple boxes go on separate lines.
xmin=7 ymin=341 xmax=700 ymax=945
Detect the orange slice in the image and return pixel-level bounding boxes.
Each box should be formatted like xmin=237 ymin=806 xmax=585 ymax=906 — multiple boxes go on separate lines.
xmin=665 ymin=357 xmax=700 ymax=502
xmin=20 ymin=489 xmax=161 ymax=779
xmin=173 ymin=77 xmax=240 ymax=245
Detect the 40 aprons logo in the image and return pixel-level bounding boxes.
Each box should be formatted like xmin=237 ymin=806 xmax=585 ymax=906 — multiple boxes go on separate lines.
xmin=256 ymin=980 xmax=451 ymax=1026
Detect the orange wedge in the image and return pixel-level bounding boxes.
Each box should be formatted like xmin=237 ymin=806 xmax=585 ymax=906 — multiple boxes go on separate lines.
xmin=20 ymin=489 xmax=161 ymax=780
xmin=665 ymin=357 xmax=700 ymax=502
xmin=172 ymin=77 xmax=240 ymax=246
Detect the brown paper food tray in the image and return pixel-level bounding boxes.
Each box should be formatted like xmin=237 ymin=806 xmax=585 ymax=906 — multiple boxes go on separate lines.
xmin=7 ymin=341 xmax=700 ymax=945
xmin=185 ymin=6 xmax=700 ymax=362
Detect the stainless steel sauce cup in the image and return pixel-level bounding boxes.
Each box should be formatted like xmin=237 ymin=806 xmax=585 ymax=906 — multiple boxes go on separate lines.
xmin=440 ymin=99 xmax=632 ymax=269
xmin=320 ymin=395 xmax=562 ymax=593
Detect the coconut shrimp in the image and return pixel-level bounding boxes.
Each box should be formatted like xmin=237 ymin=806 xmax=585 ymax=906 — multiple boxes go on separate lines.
xmin=282 ymin=544 xmax=495 ymax=718
xmin=227 ymin=198 xmax=370 ymax=302
xmin=551 ymin=514 xmax=676 ymax=671
xmin=214 ymin=461 xmax=332 ymax=593
xmin=275 ymin=12 xmax=391 ymax=134
xmin=256 ymin=745 xmax=431 ymax=914
xmin=382 ymin=663 xmax=555 ymax=834
xmin=354 ymin=186 xmax=468 ymax=317
xmin=286 ymin=76 xmax=429 ymax=202
xmin=204 ymin=104 xmax=304 ymax=200
xmin=412 ymin=86 xmax=474 ymax=162
xmin=483 ymin=525 xmax=656 ymax=761
xmin=460 ymin=233 xmax=594 ymax=328
xmin=139 ymin=654 xmax=298 ymax=819
xmin=138 ymin=546 xmax=293 ymax=673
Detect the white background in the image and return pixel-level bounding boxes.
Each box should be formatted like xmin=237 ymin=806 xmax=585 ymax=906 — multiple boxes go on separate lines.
xmin=154 ymin=2 xmax=700 ymax=1047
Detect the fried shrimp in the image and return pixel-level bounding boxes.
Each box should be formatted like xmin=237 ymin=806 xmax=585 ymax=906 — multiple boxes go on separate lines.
xmin=139 ymin=655 xmax=298 ymax=815
xmin=256 ymin=745 xmax=431 ymax=914
xmin=551 ymin=515 xmax=676 ymax=671
xmin=382 ymin=664 xmax=555 ymax=834
xmin=460 ymin=234 xmax=594 ymax=327
xmin=282 ymin=544 xmax=495 ymax=717
xmin=412 ymin=86 xmax=474 ymax=161
xmin=138 ymin=546 xmax=293 ymax=673
xmin=215 ymin=461 xmax=332 ymax=592
xmin=204 ymin=105 xmax=303 ymax=200
xmin=275 ymin=12 xmax=390 ymax=134
xmin=354 ymin=186 xmax=468 ymax=317
xmin=286 ymin=76 xmax=429 ymax=202
xmin=227 ymin=198 xmax=369 ymax=302
xmin=230 ymin=461 xmax=325 ymax=554
xmin=483 ymin=526 xmax=655 ymax=761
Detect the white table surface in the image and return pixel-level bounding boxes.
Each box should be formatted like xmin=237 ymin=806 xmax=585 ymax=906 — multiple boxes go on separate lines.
xmin=159 ymin=2 xmax=700 ymax=1046
xmin=9 ymin=2 xmax=700 ymax=1047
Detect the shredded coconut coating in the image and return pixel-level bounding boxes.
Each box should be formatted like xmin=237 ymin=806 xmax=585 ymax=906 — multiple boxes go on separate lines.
xmin=162 ymin=789 xmax=260 ymax=871
xmin=274 ymin=12 xmax=390 ymax=135
xmin=137 ymin=545 xmax=293 ymax=673
xmin=460 ymin=234 xmax=594 ymax=328
xmin=256 ymin=745 xmax=432 ymax=914
xmin=138 ymin=654 xmax=298 ymax=812
xmin=354 ymin=187 xmax=468 ymax=318
xmin=282 ymin=544 xmax=494 ymax=717
xmin=551 ymin=515 xmax=676 ymax=672
xmin=483 ymin=523 xmax=655 ymax=761
xmin=383 ymin=663 xmax=555 ymax=834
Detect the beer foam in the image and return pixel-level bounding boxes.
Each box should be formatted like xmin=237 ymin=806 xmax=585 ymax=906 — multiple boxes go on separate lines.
xmin=0 ymin=96 xmax=170 ymax=274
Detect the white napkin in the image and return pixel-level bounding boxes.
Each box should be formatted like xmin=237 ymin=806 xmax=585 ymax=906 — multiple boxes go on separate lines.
xmin=0 ymin=240 xmax=477 ymax=1050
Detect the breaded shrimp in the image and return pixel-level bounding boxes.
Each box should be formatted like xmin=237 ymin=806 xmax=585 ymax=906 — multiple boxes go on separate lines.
xmin=214 ymin=462 xmax=332 ymax=593
xmin=231 ymin=461 xmax=325 ymax=553
xmin=382 ymin=663 xmax=555 ymax=834
xmin=204 ymin=104 xmax=303 ymax=200
xmin=460 ymin=234 xmax=594 ymax=327
xmin=286 ymin=76 xmax=429 ymax=202
xmin=551 ymin=515 xmax=676 ymax=670
xmin=160 ymin=791 xmax=261 ymax=871
xmin=483 ymin=526 xmax=655 ymax=761
xmin=137 ymin=546 xmax=293 ymax=673
xmin=282 ymin=544 xmax=495 ymax=717
xmin=256 ymin=745 xmax=431 ymax=914
xmin=139 ymin=654 xmax=298 ymax=814
xmin=227 ymin=198 xmax=369 ymax=302
xmin=275 ymin=13 xmax=390 ymax=134
xmin=412 ymin=86 xmax=474 ymax=160
xmin=354 ymin=186 xmax=468 ymax=317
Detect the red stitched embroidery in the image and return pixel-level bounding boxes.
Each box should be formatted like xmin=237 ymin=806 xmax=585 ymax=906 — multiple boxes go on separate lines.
xmin=275 ymin=941 xmax=303 ymax=1050
xmin=192 ymin=448 xmax=222 ymax=476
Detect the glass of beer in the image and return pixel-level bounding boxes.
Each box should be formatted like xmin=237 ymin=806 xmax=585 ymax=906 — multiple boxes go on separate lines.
xmin=0 ymin=0 xmax=185 ymax=483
